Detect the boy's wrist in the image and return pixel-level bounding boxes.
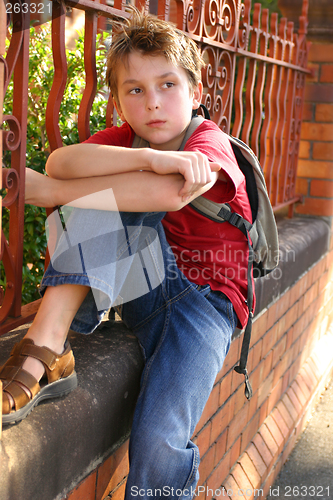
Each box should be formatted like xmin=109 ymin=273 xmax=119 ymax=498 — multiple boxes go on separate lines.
xmin=138 ymin=147 xmax=155 ymax=172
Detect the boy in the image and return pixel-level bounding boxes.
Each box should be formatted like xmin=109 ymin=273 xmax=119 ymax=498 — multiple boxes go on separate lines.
xmin=1 ymin=8 xmax=253 ymax=499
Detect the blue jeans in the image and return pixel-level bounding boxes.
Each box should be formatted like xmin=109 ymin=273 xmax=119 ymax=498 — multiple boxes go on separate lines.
xmin=41 ymin=209 xmax=237 ymax=499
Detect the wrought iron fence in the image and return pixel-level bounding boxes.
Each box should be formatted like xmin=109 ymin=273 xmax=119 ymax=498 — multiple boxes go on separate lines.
xmin=0 ymin=0 xmax=310 ymax=334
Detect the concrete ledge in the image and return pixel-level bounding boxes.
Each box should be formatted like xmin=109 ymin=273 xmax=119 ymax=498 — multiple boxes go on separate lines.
xmin=0 ymin=321 xmax=143 ymax=500
xmin=254 ymin=216 xmax=330 ymax=315
xmin=0 ymin=216 xmax=330 ymax=500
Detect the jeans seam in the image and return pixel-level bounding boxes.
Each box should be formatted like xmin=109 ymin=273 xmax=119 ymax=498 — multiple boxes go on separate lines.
xmin=146 ymin=231 xmax=168 ymax=301
xmin=227 ymin=300 xmax=236 ymax=331
xmin=180 ymin=446 xmax=199 ymax=496
xmin=132 ymin=283 xmax=195 ymax=331
xmin=136 ymin=303 xmax=171 ymax=395
xmin=116 ymin=225 xmax=142 ymax=260
xmin=42 ymin=273 xmax=115 ymax=295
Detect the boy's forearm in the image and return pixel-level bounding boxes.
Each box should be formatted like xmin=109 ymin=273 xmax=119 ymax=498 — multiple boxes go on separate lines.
xmin=51 ymin=170 xmax=218 ymax=213
xmin=46 ymin=144 xmax=152 ymax=180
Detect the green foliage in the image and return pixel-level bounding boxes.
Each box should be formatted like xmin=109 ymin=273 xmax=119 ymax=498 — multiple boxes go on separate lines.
xmin=2 ymin=23 xmax=110 ymax=304
xmin=252 ymin=0 xmax=282 ymax=19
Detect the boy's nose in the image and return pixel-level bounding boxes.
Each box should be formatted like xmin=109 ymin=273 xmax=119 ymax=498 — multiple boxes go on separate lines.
xmin=146 ymin=92 xmax=160 ymax=110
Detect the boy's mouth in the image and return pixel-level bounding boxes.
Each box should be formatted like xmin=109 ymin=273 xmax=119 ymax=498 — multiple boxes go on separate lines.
xmin=146 ymin=120 xmax=166 ymax=127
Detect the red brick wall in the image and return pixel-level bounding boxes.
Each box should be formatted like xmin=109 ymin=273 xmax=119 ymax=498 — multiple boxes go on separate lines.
xmin=297 ymin=42 xmax=333 ymax=217
xmin=63 ymin=245 xmax=333 ymax=500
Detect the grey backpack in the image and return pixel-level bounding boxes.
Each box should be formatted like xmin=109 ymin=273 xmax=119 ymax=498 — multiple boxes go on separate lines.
xmin=132 ymin=112 xmax=279 ymax=399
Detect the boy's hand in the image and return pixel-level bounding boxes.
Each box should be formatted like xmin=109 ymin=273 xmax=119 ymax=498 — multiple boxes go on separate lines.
xmin=148 ymin=150 xmax=221 ymax=201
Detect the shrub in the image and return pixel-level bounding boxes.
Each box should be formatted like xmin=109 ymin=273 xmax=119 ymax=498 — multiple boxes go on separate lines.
xmin=1 ymin=23 xmax=110 ymax=304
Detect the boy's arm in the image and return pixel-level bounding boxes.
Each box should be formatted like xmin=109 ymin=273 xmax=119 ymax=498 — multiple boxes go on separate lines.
xmin=45 ymin=143 xmax=221 ymax=202
xmin=59 ymin=170 xmax=220 ymax=212
xmin=25 ymin=167 xmax=219 ymax=212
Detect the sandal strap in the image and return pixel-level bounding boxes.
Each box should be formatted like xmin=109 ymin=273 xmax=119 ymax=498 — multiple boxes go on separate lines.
xmin=3 ymin=381 xmax=30 ymax=411
xmin=11 ymin=340 xmax=58 ymax=371
xmin=21 ymin=343 xmax=59 ymax=371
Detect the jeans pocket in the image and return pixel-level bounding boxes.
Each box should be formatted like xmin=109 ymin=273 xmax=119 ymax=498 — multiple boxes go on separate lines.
xmin=195 ymin=284 xmax=211 ymax=296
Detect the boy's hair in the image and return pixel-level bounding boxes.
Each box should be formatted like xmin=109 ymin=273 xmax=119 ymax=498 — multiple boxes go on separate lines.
xmin=106 ymin=7 xmax=205 ymax=107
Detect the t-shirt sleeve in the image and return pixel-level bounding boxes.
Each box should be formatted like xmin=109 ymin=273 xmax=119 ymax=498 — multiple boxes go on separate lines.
xmin=183 ymin=120 xmax=245 ymax=203
xmin=83 ymin=122 xmax=135 ymax=147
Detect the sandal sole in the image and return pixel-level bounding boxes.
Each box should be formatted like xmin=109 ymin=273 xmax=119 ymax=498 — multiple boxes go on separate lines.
xmin=2 ymin=371 xmax=78 ymax=425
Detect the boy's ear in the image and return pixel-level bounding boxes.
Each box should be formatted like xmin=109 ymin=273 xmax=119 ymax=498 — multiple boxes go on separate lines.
xmin=114 ymin=99 xmax=126 ymax=122
xmin=192 ymin=82 xmax=203 ymax=110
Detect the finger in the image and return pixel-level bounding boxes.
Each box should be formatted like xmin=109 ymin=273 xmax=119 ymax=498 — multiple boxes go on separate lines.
xmin=209 ymin=162 xmax=221 ymax=172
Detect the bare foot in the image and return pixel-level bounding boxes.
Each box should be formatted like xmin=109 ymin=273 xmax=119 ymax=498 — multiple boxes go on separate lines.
xmin=25 ymin=168 xmax=59 ymax=207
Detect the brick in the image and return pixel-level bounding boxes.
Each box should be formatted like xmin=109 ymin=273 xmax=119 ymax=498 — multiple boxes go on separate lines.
xmin=241 ymin=411 xmax=260 ymax=453
xmin=258 ymin=424 xmax=279 ymax=459
xmin=196 ymin=421 xmax=212 ymax=457
xmin=272 ymin=335 xmax=287 ymax=369
xmin=264 ymin=414 xmax=284 ymax=451
xmin=195 ymin=384 xmax=220 ymax=433
xmin=207 ymin=449 xmax=232 ymax=493
xmin=302 ymin=102 xmax=315 ymax=121
xmin=222 ymin=337 xmax=241 ymax=376
xmin=313 ymin=142 xmax=333 ymax=161
xmin=297 ymin=159 xmax=333 ymax=178
xmin=298 ymin=140 xmax=311 ymax=159
xmin=109 ymin=480 xmax=126 ymax=500
xmin=96 ymin=442 xmax=129 ymax=500
xmin=248 ymin=341 xmax=262 ymax=375
xmin=211 ymin=401 xmax=232 ymax=444
xmin=230 ymin=436 xmax=242 ymax=470
xmin=214 ymin=429 xmax=228 ymax=465
xmin=296 ymin=197 xmax=333 ymax=217
xmin=281 ymin=393 xmax=298 ymax=423
xmin=296 ymin=373 xmax=311 ymax=400
xmin=238 ymin=453 xmax=261 ymax=489
xmin=304 ymin=83 xmax=333 ymax=103
xmin=301 ymin=122 xmax=333 ymax=142
xmin=251 ymin=312 xmax=268 ymax=345
xmin=67 ymin=472 xmax=97 ymax=500
xmin=231 ymin=463 xmax=255 ymax=499
xmin=309 ymin=42 xmax=333 ymax=62
xmin=248 ymin=361 xmax=263 ymax=396
xmin=232 ymin=385 xmax=247 ymax=417
xmin=246 ymin=443 xmax=267 ymax=480
xmin=296 ymin=177 xmax=309 ymax=196
xmin=258 ymin=398 xmax=269 ymax=427
xmin=307 ymin=357 xmax=321 ymax=381
xmin=222 ymin=475 xmax=244 ymax=499
xmin=247 ymin=391 xmax=258 ymax=424
xmin=219 ymin=370 xmax=233 ymax=405
xmin=262 ymin=326 xmax=277 ymax=359
xmin=273 ymin=354 xmax=289 ymax=388
xmin=310 ymin=180 xmax=333 ymax=198
xmin=267 ymin=377 xmax=284 ymax=415
xmin=302 ymin=362 xmax=319 ymax=390
xmin=199 ymin=445 xmax=216 ymax=484
xmin=252 ymin=433 xmax=273 ymax=468
xmin=231 ymin=367 xmax=243 ymax=395
xmin=315 ymin=103 xmax=333 ymax=122
xmin=306 ymin=63 xmax=320 ymax=82
xmin=257 ymin=370 xmax=274 ymax=408
xmin=320 ymin=64 xmax=333 ymax=82
xmin=276 ymin=400 xmax=294 ymax=429
xmin=263 ymin=351 xmax=273 ymax=380
xmin=195 ymin=486 xmax=208 ymax=500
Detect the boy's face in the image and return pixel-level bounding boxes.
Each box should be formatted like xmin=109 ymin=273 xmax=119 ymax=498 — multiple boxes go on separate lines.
xmin=114 ymin=51 xmax=202 ymax=151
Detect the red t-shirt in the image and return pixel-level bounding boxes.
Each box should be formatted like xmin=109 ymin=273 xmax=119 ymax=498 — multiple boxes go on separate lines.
xmin=84 ymin=120 xmax=253 ymax=328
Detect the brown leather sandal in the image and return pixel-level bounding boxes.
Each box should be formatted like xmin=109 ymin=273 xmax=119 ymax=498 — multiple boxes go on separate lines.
xmin=1 ymin=338 xmax=77 ymax=425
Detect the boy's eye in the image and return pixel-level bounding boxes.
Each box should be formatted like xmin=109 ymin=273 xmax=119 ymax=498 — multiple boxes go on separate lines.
xmin=162 ymin=82 xmax=175 ymax=89
xmin=129 ymin=88 xmax=142 ymax=95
